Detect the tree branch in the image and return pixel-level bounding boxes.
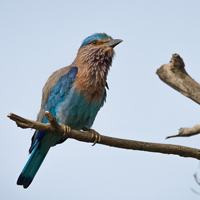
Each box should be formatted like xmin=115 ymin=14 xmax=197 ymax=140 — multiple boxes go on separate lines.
xmin=157 ymin=54 xmax=200 ymax=138
xmin=156 ymin=53 xmax=200 ymax=105
xmin=166 ymin=123 xmax=200 ymax=139
xmin=7 ymin=112 xmax=200 ymax=160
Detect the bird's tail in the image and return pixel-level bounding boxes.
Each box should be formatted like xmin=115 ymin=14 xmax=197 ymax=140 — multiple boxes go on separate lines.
xmin=17 ymin=141 xmax=50 ymax=188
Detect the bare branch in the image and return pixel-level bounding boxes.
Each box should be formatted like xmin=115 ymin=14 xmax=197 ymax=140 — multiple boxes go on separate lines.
xmin=194 ymin=173 xmax=200 ymax=185
xmin=156 ymin=54 xmax=200 ymax=105
xmin=166 ymin=123 xmax=200 ymax=139
xmin=191 ymin=188 xmax=200 ymax=195
xmin=7 ymin=112 xmax=200 ymax=160
xmin=157 ymin=54 xmax=200 ymax=139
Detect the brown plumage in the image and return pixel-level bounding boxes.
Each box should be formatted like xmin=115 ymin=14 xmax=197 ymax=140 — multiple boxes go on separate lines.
xmin=72 ymin=38 xmax=115 ymax=104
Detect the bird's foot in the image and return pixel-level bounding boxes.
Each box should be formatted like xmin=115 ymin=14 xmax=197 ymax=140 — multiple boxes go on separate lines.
xmin=61 ymin=124 xmax=71 ymax=137
xmin=82 ymin=128 xmax=101 ymax=146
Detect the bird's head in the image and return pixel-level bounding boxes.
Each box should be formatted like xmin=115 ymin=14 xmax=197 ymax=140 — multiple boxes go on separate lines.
xmin=77 ymin=33 xmax=122 ymax=66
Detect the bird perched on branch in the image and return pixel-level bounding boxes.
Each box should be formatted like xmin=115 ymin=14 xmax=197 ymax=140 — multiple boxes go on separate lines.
xmin=17 ymin=33 xmax=122 ymax=188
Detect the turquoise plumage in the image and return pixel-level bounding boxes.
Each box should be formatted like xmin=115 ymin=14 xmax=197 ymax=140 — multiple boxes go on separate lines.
xmin=17 ymin=33 xmax=122 ymax=188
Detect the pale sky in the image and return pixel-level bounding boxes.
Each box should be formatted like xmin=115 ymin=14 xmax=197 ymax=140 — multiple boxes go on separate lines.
xmin=1 ymin=0 xmax=200 ymax=199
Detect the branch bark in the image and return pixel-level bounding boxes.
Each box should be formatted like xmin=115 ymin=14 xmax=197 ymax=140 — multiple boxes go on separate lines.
xmin=157 ymin=54 xmax=200 ymax=138
xmin=156 ymin=53 xmax=200 ymax=105
xmin=8 ymin=112 xmax=200 ymax=160
xmin=166 ymin=123 xmax=200 ymax=139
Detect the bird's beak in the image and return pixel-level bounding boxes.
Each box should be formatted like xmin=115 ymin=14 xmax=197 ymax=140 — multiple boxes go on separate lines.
xmin=105 ymin=39 xmax=123 ymax=48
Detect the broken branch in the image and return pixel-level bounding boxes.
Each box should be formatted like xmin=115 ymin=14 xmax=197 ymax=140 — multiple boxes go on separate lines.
xmin=157 ymin=54 xmax=200 ymax=138
xmin=156 ymin=53 xmax=200 ymax=105
xmin=166 ymin=123 xmax=200 ymax=139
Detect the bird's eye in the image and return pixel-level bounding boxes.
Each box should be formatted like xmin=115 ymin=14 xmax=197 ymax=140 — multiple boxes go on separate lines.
xmin=93 ymin=40 xmax=97 ymax=44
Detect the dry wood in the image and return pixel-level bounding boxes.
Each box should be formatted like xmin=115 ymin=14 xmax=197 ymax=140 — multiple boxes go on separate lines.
xmin=156 ymin=53 xmax=200 ymax=105
xmin=7 ymin=112 xmax=200 ymax=160
xmin=166 ymin=123 xmax=200 ymax=139
xmin=157 ymin=54 xmax=200 ymax=138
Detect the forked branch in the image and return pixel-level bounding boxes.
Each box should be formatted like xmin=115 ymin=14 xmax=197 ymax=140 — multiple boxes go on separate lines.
xmin=157 ymin=54 xmax=200 ymax=138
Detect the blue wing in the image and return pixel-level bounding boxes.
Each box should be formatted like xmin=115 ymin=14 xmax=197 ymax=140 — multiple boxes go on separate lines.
xmin=29 ymin=66 xmax=78 ymax=153
xmin=17 ymin=66 xmax=78 ymax=188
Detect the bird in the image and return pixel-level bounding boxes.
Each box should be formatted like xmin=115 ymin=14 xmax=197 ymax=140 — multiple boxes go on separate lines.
xmin=17 ymin=33 xmax=122 ymax=188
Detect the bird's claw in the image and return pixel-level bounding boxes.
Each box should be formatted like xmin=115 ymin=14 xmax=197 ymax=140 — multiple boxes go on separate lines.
xmin=82 ymin=128 xmax=101 ymax=146
xmin=89 ymin=129 xmax=101 ymax=146
xmin=61 ymin=124 xmax=71 ymax=137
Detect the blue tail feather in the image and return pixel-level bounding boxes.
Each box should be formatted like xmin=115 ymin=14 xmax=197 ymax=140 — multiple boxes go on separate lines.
xmin=17 ymin=141 xmax=50 ymax=188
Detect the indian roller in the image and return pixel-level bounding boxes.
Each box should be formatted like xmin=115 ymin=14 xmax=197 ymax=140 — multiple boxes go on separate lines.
xmin=17 ymin=33 xmax=122 ymax=188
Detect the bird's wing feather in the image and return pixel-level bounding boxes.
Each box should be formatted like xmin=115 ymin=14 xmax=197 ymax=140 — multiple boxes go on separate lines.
xmin=37 ymin=66 xmax=76 ymax=122
xmin=29 ymin=66 xmax=78 ymax=153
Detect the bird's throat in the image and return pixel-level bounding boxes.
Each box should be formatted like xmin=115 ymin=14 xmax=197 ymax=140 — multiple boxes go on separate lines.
xmin=73 ymin=63 xmax=109 ymax=104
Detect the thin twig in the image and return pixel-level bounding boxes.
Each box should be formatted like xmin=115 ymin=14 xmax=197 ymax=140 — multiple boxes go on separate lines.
xmin=166 ymin=124 xmax=200 ymax=139
xmin=194 ymin=173 xmax=200 ymax=185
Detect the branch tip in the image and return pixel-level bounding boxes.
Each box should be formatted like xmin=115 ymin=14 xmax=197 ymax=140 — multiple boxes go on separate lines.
xmin=157 ymin=54 xmax=200 ymax=105
xmin=45 ymin=111 xmax=54 ymax=122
